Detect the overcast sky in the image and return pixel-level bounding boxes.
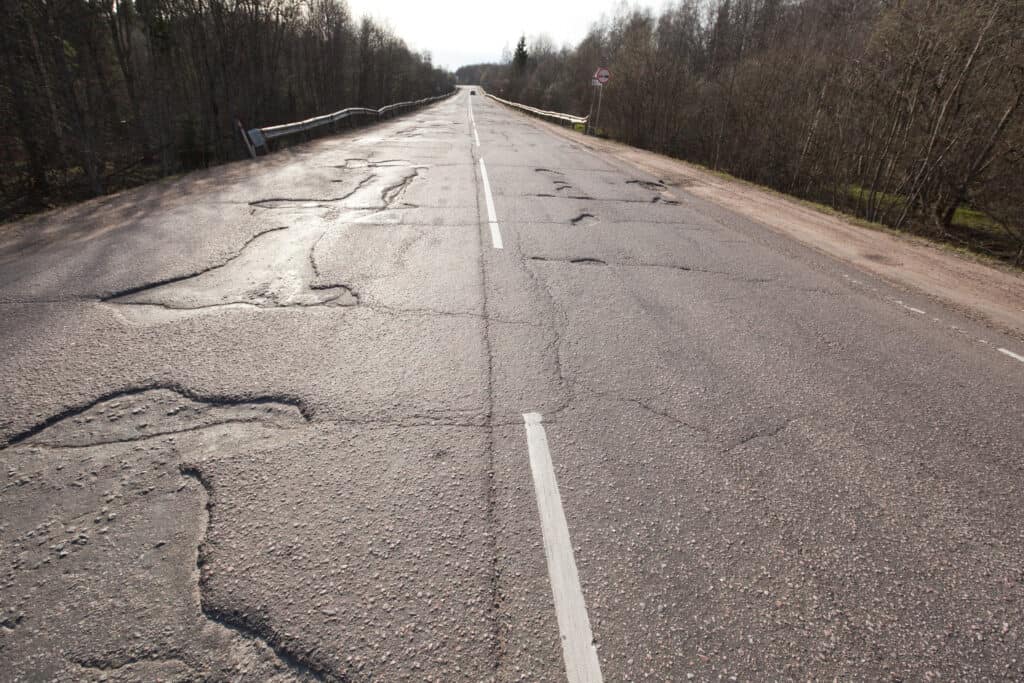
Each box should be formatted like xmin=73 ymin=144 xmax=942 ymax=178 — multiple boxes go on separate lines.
xmin=345 ymin=0 xmax=662 ymax=71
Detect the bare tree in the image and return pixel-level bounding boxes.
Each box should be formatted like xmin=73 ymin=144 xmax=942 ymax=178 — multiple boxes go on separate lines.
xmin=463 ymin=0 xmax=1023 ymax=265
xmin=1 ymin=0 xmax=455 ymax=219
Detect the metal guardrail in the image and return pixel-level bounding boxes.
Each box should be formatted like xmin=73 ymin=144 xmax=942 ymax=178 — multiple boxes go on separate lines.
xmin=485 ymin=93 xmax=588 ymax=127
xmin=258 ymin=107 xmax=379 ymax=141
xmin=242 ymin=91 xmax=455 ymax=156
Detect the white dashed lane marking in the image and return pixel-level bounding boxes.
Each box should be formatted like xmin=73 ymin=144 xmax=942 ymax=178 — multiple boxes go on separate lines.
xmin=479 ymin=158 xmax=503 ymax=249
xmin=871 ymin=288 xmax=1021 ymax=366
xmin=468 ymin=93 xmax=480 ymax=146
xmin=522 ymin=413 xmax=603 ymax=683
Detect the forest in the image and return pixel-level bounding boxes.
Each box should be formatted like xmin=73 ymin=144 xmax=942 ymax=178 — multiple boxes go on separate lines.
xmin=0 ymin=0 xmax=455 ymax=219
xmin=458 ymin=0 xmax=1024 ymax=266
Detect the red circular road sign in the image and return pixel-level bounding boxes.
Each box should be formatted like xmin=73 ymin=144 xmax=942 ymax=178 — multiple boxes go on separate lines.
xmin=594 ymin=67 xmax=611 ymax=84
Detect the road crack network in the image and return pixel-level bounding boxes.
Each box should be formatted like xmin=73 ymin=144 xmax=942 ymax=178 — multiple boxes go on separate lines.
xmin=1 ymin=385 xmax=309 ymax=449
xmin=181 ymin=465 xmax=343 ymax=682
xmin=102 ymin=224 xmax=357 ymax=314
xmin=99 ymin=226 xmax=290 ymax=302
xmin=1 ymin=387 xmax=339 ymax=680
xmin=248 ymin=174 xmax=377 ymax=209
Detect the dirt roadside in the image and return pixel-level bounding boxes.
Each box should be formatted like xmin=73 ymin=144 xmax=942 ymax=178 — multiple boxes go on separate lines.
xmin=526 ymin=114 xmax=1024 ymax=340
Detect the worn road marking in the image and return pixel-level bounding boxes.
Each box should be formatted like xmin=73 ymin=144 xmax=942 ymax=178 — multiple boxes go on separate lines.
xmin=479 ymin=158 xmax=503 ymax=249
xmin=999 ymin=348 xmax=1024 ymax=363
xmin=468 ymin=92 xmax=480 ymax=146
xmin=894 ymin=299 xmax=926 ymax=315
xmin=522 ymin=413 xmax=603 ymax=683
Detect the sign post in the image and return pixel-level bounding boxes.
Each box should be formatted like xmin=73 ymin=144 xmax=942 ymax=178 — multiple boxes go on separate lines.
xmin=592 ymin=67 xmax=610 ymax=136
xmin=586 ymin=80 xmax=598 ymax=134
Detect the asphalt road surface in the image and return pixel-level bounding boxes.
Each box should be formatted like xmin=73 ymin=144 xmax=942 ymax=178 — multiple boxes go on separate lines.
xmin=2 ymin=87 xmax=1023 ymax=682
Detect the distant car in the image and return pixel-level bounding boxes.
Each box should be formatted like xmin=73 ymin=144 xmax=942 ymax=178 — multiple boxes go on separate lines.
xmin=470 ymin=90 xmax=477 ymax=95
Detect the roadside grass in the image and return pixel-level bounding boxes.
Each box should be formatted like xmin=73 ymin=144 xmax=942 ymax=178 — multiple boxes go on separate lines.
xmin=841 ymin=184 xmax=1021 ymax=263
xmin=846 ymin=184 xmax=902 ymax=214
xmin=615 ymin=143 xmax=1024 ymax=270
xmin=846 ymin=184 xmax=1003 ymax=234
xmin=952 ymin=205 xmax=1003 ymax=232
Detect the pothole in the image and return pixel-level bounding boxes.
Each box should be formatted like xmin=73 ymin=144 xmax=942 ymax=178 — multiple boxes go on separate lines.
xmin=530 ymin=171 xmax=595 ymax=201
xmin=5 ymin=387 xmax=307 ymax=449
xmin=380 ymin=167 xmax=422 ymax=206
xmin=569 ymin=212 xmax=599 ymax=227
xmin=529 ymin=256 xmax=607 ymax=266
xmin=532 ymin=192 xmax=594 ymax=200
xmin=250 ymin=173 xmax=377 ymax=209
xmin=1 ymin=388 xmax=323 ymax=679
xmin=334 ymin=158 xmax=409 ymax=169
xmin=651 ymin=195 xmax=681 ymax=205
xmin=627 ymin=179 xmax=682 ymax=204
xmin=627 ymin=179 xmax=667 ymax=190
xmin=104 ymin=223 xmax=358 ymax=320
xmin=251 ymin=165 xmax=422 ymax=210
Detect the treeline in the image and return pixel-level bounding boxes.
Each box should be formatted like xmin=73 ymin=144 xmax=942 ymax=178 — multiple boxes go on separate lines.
xmin=0 ymin=0 xmax=454 ymax=219
xmin=460 ymin=0 xmax=1024 ymax=265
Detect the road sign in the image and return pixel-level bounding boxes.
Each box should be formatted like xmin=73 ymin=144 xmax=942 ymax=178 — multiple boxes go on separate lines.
xmin=588 ymin=67 xmax=611 ymax=136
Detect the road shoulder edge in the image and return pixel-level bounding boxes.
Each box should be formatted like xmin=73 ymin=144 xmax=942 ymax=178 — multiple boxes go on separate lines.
xmin=508 ymin=109 xmax=1024 ymax=340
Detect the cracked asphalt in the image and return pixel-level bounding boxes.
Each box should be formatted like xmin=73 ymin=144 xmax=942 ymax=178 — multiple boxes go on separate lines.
xmin=2 ymin=87 xmax=1023 ymax=681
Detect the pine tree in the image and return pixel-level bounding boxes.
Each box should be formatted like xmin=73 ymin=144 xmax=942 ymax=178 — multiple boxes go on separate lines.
xmin=513 ymin=36 xmax=528 ymax=74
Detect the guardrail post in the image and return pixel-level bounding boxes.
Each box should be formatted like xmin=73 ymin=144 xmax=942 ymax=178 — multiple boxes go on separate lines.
xmin=236 ymin=119 xmax=256 ymax=159
xmin=246 ymin=127 xmax=268 ymax=156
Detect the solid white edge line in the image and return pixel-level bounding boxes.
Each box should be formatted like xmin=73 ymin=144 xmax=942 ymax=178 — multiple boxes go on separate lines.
xmin=479 ymin=158 xmax=503 ymax=249
xmin=522 ymin=413 xmax=604 ymax=683
xmin=473 ymin=125 xmax=480 ymax=147
xmin=998 ymin=348 xmax=1024 ymax=363
xmin=893 ymin=300 xmax=926 ymax=315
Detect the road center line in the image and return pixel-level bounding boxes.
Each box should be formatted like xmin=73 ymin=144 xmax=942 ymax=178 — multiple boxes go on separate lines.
xmin=468 ymin=93 xmax=479 ymax=145
xmin=522 ymin=413 xmax=603 ymax=683
xmin=479 ymin=158 xmax=503 ymax=249
xmin=998 ymin=348 xmax=1024 ymax=364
